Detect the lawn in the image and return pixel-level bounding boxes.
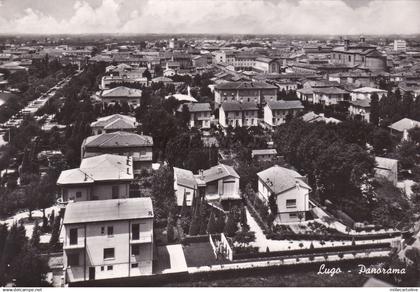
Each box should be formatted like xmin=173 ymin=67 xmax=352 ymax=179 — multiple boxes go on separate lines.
xmin=183 ymin=242 xmax=222 ymax=267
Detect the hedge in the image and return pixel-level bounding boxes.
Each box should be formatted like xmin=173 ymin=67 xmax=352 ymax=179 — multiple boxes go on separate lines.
xmin=233 ymin=242 xmax=391 ymax=260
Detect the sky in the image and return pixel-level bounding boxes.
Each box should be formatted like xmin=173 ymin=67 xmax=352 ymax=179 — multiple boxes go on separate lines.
xmin=0 ymin=0 xmax=419 ymax=35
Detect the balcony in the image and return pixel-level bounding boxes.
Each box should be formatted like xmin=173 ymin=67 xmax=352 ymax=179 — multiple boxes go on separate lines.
xmin=130 ymin=234 xmax=153 ymax=244
xmin=63 ymin=242 xmax=85 ymax=250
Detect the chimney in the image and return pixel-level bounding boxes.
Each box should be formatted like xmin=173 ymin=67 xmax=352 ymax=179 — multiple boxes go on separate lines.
xmin=344 ymin=39 xmax=350 ymax=50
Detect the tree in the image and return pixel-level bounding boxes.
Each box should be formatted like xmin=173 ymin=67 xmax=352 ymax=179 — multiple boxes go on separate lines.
xmin=397 ymin=141 xmax=417 ymax=169
xmin=150 ymin=166 xmax=175 ymax=220
xmin=408 ymin=126 xmax=420 ymax=145
xmin=188 ymin=210 xmax=200 ymax=236
xmin=207 ymin=211 xmax=217 ymax=234
xmin=166 ymin=213 xmax=175 ymax=243
xmin=49 ymin=216 xmax=61 ymax=251
xmin=370 ymin=93 xmax=379 ymax=126
xmin=0 ymin=223 xmax=27 ymax=281
xmin=30 ymin=220 xmax=41 ymax=250
xmin=371 ymin=128 xmax=393 ymax=155
xmin=11 ymin=245 xmax=49 ymax=287
xmin=223 ymin=212 xmax=238 ymax=237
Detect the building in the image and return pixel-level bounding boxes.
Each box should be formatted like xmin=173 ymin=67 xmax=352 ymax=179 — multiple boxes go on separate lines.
xmin=350 ymin=87 xmax=387 ymax=101
xmin=388 ymin=118 xmax=420 ymax=141
xmin=348 ymin=99 xmax=371 ymax=122
xmin=374 ymin=157 xmax=398 ymax=186
xmin=393 ymin=40 xmax=407 ymax=52
xmin=263 ymin=100 xmax=304 ymax=127
xmin=301 ymin=111 xmax=341 ymax=124
xmin=257 ymin=165 xmax=311 ymax=223
xmin=331 ymin=40 xmax=387 ymax=72
xmin=100 ymin=86 xmax=142 ymax=108
xmin=63 ymin=198 xmax=154 ymax=283
xmin=219 ymin=101 xmax=259 ymax=128
xmin=251 ymin=149 xmax=278 ymax=161
xmin=253 ymin=57 xmax=280 ymax=73
xmin=81 ymin=132 xmax=153 ymax=171
xmin=57 ymin=154 xmax=134 ymax=203
xmin=214 ymin=81 xmax=278 ymax=105
xmin=173 ymin=164 xmax=241 ymax=210
xmin=90 ymin=114 xmax=138 ymax=135
xmin=179 ymin=102 xmax=212 ymax=129
xmin=195 ymin=164 xmax=241 ymax=204
xmin=311 ymin=87 xmax=349 ymax=105
xmin=173 ymin=167 xmax=197 ymax=207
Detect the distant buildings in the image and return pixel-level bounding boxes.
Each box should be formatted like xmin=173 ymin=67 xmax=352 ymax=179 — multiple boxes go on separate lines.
xmin=348 ymin=99 xmax=371 ymax=122
xmin=263 ymin=100 xmax=304 ymax=127
xmin=350 ymin=87 xmax=387 ymax=101
xmin=219 ymin=101 xmax=259 ymax=128
xmin=393 ymin=40 xmax=407 ymax=52
xmin=63 ymin=198 xmax=154 ymax=283
xmin=214 ymin=81 xmax=278 ymax=105
xmin=100 ymin=86 xmax=142 ymax=108
xmin=179 ymin=102 xmax=212 ymax=129
xmin=257 ymin=165 xmax=311 ymax=223
xmin=81 ymin=132 xmax=153 ymax=171
xmin=251 ymin=149 xmax=278 ymax=161
xmin=331 ymin=39 xmax=387 ymax=72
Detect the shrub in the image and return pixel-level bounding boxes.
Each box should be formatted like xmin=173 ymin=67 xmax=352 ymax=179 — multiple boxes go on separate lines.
xmin=338 ymin=252 xmax=344 ymax=259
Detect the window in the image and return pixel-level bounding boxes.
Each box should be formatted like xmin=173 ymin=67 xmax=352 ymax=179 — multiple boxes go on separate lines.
xmin=112 ymin=186 xmax=119 ymax=199
xmin=107 ymin=265 xmax=113 ymax=271
xmin=132 ymin=224 xmax=139 ymax=240
xmin=69 ymin=228 xmax=78 ymax=245
xmin=348 ymin=55 xmax=351 ymax=62
xmin=100 ymin=266 xmax=104 ymax=271
xmin=76 ymin=191 xmax=82 ymax=198
xmin=132 ymin=244 xmax=140 ymax=256
xmin=107 ymin=226 xmax=114 ymax=237
xmin=103 ymin=248 xmax=115 ymax=260
xmin=286 ymin=199 xmax=297 ymax=208
xmin=68 ymin=253 xmax=79 ymax=266
xmin=101 ymin=227 xmax=105 ymax=235
xmin=289 ymin=212 xmax=298 ymax=219
xmin=131 ymin=263 xmax=139 ymax=268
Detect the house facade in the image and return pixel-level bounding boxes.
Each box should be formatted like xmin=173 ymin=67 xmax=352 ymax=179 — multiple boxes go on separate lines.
xmin=63 ymin=198 xmax=154 ymax=283
xmin=214 ymin=81 xmax=278 ymax=105
xmin=179 ymin=102 xmax=212 ymax=129
xmin=263 ymin=100 xmax=304 ymax=127
xmin=81 ymin=131 xmax=153 ymax=171
xmin=348 ymin=99 xmax=371 ymax=122
xmin=173 ymin=167 xmax=197 ymax=207
xmin=100 ymin=86 xmax=142 ymax=108
xmin=257 ymin=165 xmax=311 ymax=223
xmin=57 ymin=154 xmax=134 ymax=203
xmin=374 ymin=157 xmax=398 ymax=186
xmin=219 ymin=101 xmax=259 ymax=128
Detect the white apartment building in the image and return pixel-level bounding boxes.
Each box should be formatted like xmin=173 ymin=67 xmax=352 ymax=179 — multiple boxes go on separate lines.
xmin=63 ymin=198 xmax=154 ymax=283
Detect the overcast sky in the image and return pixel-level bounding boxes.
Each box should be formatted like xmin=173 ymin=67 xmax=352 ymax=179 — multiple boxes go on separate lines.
xmin=0 ymin=0 xmax=419 ymax=35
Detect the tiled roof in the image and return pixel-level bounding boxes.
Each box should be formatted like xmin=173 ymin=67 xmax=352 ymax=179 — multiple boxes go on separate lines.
xmin=101 ymin=86 xmax=142 ymax=98
xmin=63 ymin=198 xmax=153 ymax=224
xmin=349 ymin=99 xmax=371 ymax=108
xmin=200 ymin=164 xmax=239 ymax=183
xmin=352 ymin=87 xmax=386 ymax=93
xmin=215 ymin=81 xmax=277 ymax=90
xmin=179 ymin=102 xmax=212 ymax=113
xmin=252 ymin=149 xmax=278 ymax=156
xmin=375 ymin=157 xmax=398 ymax=171
xmin=313 ymin=87 xmax=348 ymax=95
xmin=91 ymin=114 xmax=137 ymax=130
xmin=221 ymin=101 xmax=258 ymax=112
xmin=267 ymin=100 xmax=304 ymax=110
xmin=388 ymin=118 xmax=420 ymax=132
xmin=57 ymin=154 xmax=133 ymax=185
xmin=174 ymin=167 xmax=197 ymax=189
xmin=257 ymin=165 xmax=310 ymax=195
xmin=84 ymin=131 xmax=153 ymax=148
